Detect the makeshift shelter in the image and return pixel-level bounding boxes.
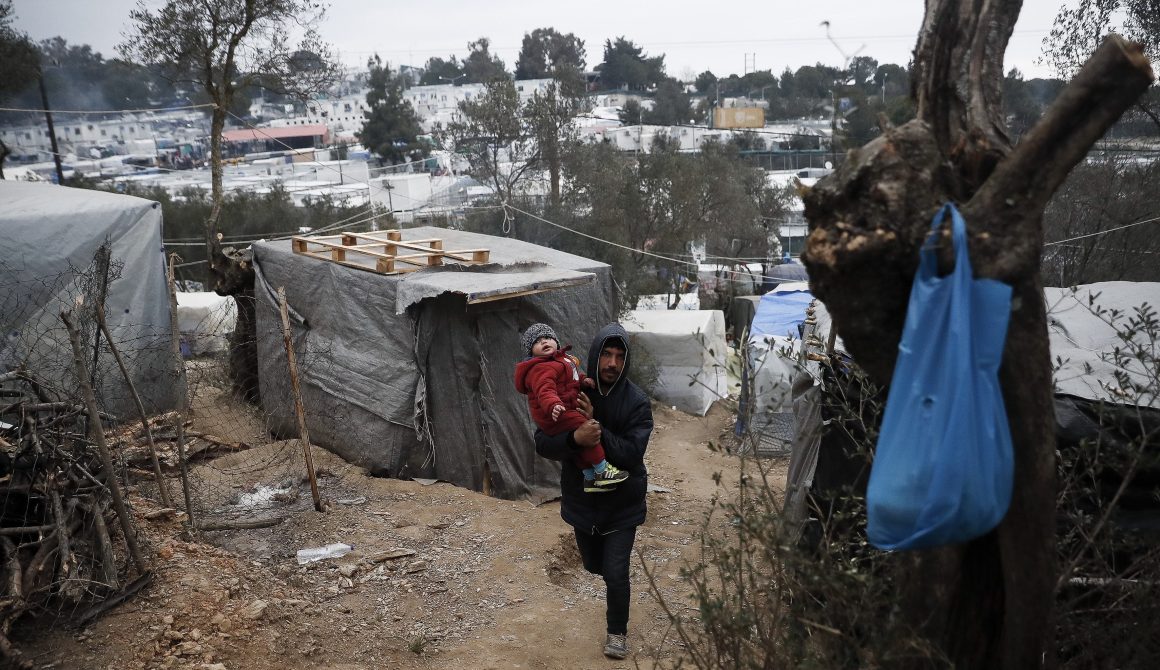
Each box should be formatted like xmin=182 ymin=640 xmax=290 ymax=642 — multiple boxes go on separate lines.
xmin=176 ymin=291 xmax=237 ymax=356
xmin=746 ymin=283 xmax=833 ymax=416
xmin=0 ymin=181 xmax=178 ymax=416
xmin=251 ymin=227 xmax=613 ymax=500
xmin=623 ymin=310 xmax=727 ymax=416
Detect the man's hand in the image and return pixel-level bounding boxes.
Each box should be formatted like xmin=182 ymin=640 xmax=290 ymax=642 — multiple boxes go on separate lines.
xmin=573 ymin=419 xmax=601 ymax=448
xmin=575 ymin=393 xmax=593 ymax=419
xmin=551 ymin=404 xmax=565 ymax=421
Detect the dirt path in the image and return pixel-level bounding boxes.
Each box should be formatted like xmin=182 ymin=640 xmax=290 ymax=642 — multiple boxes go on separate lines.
xmin=16 ymin=403 xmax=786 ymax=669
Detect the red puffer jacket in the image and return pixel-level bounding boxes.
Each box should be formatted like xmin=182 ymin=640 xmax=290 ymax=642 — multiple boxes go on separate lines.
xmin=514 ymin=348 xmax=585 ymax=427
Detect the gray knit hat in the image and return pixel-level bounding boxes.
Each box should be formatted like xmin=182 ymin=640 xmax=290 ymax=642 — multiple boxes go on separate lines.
xmin=521 ymin=323 xmax=559 ymax=355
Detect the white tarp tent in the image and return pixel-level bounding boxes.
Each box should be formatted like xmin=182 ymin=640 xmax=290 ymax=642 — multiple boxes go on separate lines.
xmin=176 ymin=291 xmax=238 ymax=356
xmin=1046 ymin=281 xmax=1160 ymax=408
xmin=624 ymin=309 xmax=727 ymax=415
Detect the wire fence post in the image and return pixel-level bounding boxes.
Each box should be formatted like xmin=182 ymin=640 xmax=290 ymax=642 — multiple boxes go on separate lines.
xmin=277 ymin=287 xmax=323 ymax=512
xmin=165 ymin=253 xmax=197 ymax=530
xmin=97 ymin=301 xmax=173 ymax=509
xmin=60 ymin=311 xmax=148 ymax=575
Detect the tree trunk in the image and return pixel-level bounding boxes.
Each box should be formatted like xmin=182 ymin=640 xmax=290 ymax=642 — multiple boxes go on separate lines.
xmin=205 ymin=103 xmax=259 ymax=399
xmin=799 ymin=2 xmax=1154 ymax=665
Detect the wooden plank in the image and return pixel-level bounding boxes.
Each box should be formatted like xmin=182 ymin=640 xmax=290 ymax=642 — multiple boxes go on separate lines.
xmin=465 ymin=275 xmax=593 ymax=305
xmin=292 ymin=230 xmax=489 ymax=274
xmin=293 ymin=237 xmax=396 ymax=260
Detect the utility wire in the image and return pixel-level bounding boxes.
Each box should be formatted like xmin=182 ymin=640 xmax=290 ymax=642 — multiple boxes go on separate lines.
xmin=1043 ymin=214 xmax=1160 ymax=247
xmin=0 ymin=103 xmax=217 ymax=114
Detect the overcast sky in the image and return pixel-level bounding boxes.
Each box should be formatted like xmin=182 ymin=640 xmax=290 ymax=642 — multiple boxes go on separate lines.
xmin=12 ymin=0 xmax=1065 ymax=81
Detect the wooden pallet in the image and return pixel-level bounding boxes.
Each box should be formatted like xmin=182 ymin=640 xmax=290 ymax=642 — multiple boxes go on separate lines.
xmin=290 ymin=230 xmax=490 ymax=274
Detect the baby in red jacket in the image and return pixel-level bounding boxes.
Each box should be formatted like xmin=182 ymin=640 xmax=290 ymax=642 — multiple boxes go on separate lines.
xmin=514 ymin=323 xmax=629 ymax=492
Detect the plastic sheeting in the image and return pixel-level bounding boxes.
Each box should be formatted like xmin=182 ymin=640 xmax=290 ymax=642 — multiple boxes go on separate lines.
xmin=176 ymin=291 xmax=237 ymax=356
xmin=251 ymin=227 xmax=614 ymax=500
xmin=623 ymin=310 xmax=727 ymax=416
xmin=0 ymin=181 xmax=178 ymax=416
xmin=747 ymin=287 xmax=836 ymax=415
xmin=1046 ymin=281 xmax=1160 ymax=408
xmin=749 ymin=282 xmax=813 ymax=342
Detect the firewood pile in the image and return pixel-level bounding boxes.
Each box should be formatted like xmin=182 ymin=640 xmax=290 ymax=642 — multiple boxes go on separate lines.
xmin=0 ymin=369 xmax=149 ymax=669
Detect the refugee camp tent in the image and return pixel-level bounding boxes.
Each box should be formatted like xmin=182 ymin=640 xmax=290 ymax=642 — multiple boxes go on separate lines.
xmin=623 ymin=309 xmax=727 ymax=416
xmin=0 ymin=181 xmax=178 ymax=416
xmin=176 ymin=291 xmax=237 ymax=356
xmin=251 ymin=227 xmax=614 ymax=500
xmin=746 ymin=283 xmax=834 ymax=416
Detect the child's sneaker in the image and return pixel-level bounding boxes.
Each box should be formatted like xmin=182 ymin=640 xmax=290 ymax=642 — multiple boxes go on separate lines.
xmin=583 ymin=478 xmax=615 ymax=493
xmin=592 ymin=463 xmax=630 ymax=487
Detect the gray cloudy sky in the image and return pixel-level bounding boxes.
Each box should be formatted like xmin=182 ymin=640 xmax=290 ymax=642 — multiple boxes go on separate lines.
xmin=12 ymin=0 xmax=1064 ymax=80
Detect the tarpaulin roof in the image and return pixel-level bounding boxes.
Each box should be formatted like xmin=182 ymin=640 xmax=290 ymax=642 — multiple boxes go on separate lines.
xmin=749 ymin=284 xmax=814 ymax=342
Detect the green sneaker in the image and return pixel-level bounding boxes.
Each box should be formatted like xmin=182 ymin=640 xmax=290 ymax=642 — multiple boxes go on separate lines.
xmin=592 ymin=463 xmax=630 ymax=487
xmin=603 ymin=633 xmax=628 ymax=659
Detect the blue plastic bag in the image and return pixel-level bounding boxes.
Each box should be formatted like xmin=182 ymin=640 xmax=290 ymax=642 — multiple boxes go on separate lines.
xmin=866 ymin=203 xmax=1015 ymax=551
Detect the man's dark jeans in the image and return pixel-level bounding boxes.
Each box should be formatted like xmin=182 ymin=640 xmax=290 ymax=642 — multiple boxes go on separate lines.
xmin=574 ymin=526 xmax=637 ymax=635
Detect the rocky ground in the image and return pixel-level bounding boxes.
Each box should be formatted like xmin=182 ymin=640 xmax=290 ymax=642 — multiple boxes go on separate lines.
xmin=12 ymin=402 xmax=786 ymax=670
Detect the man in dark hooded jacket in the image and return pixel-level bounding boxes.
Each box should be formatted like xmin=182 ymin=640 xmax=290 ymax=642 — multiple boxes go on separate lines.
xmin=535 ymin=323 xmax=654 ymax=660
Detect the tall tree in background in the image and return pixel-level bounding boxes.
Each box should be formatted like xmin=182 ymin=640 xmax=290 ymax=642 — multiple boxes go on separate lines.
xmin=358 ymin=55 xmax=426 ymax=165
xmin=447 ymin=79 xmax=536 ymax=205
xmin=515 ymin=27 xmax=586 ymax=94
xmin=120 ymin=0 xmax=339 ymax=293
xmin=0 ymin=0 xmax=39 ymax=178
xmin=645 ymin=78 xmax=694 ymax=126
xmin=120 ymin=0 xmax=339 ymax=399
xmin=1045 ymin=0 xmax=1160 ymax=132
xmin=525 ymin=81 xmax=585 ymax=210
xmin=801 ymin=0 xmax=1154 ymax=666
xmin=462 ymin=37 xmax=508 ymax=84
xmin=597 ymin=37 xmax=665 ymax=90
xmin=418 ymin=55 xmax=464 ymax=86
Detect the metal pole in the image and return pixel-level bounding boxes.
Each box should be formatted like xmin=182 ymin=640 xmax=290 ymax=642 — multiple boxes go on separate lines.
xmin=38 ymin=74 xmax=65 ymax=184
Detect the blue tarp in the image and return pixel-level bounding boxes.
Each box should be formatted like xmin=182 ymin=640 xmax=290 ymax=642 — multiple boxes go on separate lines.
xmin=750 ymin=289 xmax=813 ymax=341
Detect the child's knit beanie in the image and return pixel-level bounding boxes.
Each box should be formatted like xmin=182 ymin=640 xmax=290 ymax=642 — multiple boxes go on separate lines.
xmin=521 ymin=323 xmax=559 ymax=355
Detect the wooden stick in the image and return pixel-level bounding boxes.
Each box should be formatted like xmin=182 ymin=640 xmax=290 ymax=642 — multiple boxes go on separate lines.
xmin=196 ymin=516 xmax=286 ymax=531
xmin=47 ymin=483 xmax=75 ymax=583
xmin=86 ymin=501 xmax=120 ymax=591
xmin=0 ymin=526 xmax=54 ymax=537
xmin=0 ymin=536 xmax=30 ymax=670
xmin=60 ymin=310 xmax=148 ymax=576
xmin=165 ymin=253 xmax=197 ymax=531
xmin=76 ymin=571 xmax=152 ymax=627
xmin=277 ymin=287 xmax=323 ymax=513
xmin=96 ymin=304 xmax=172 ymax=508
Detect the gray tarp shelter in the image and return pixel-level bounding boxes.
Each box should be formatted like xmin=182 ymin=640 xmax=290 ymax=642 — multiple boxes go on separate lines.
xmin=0 ymin=181 xmax=178 ymax=416
xmin=252 ymin=227 xmax=614 ymax=500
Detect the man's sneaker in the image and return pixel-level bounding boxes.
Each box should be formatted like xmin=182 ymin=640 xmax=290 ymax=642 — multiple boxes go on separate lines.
xmin=592 ymin=463 xmax=630 ymax=487
xmin=583 ymin=479 xmax=615 ymax=493
xmin=603 ymin=633 xmax=629 ymax=659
